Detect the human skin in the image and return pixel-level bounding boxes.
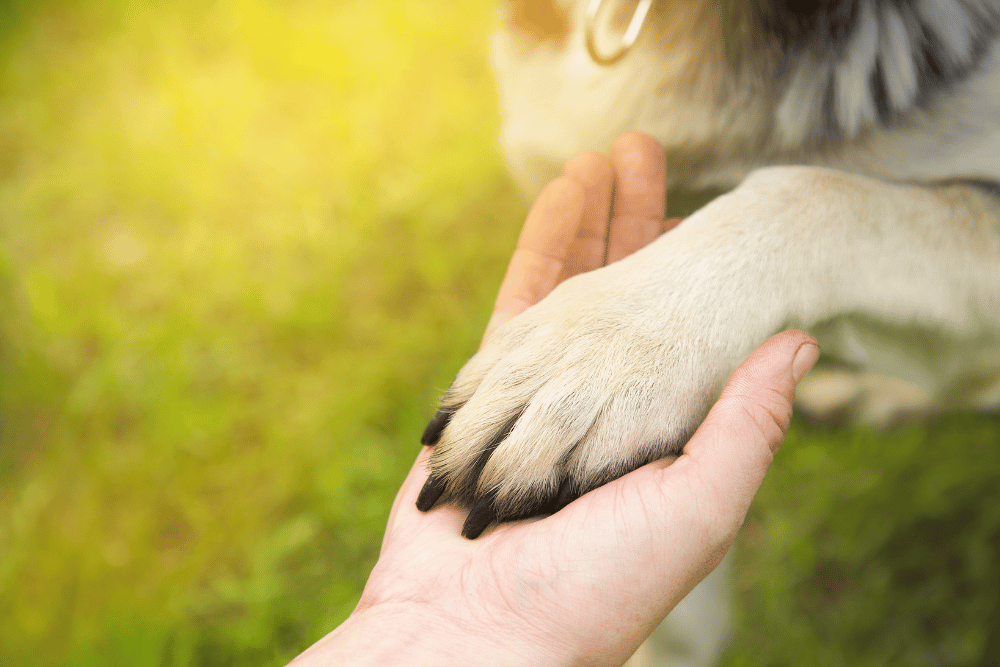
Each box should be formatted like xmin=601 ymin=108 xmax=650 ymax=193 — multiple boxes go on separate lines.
xmin=288 ymin=133 xmax=819 ymax=667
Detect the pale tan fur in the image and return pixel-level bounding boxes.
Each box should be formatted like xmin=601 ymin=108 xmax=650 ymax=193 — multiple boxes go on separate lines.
xmin=492 ymin=0 xmax=778 ymax=194
xmin=493 ymin=2 xmax=1000 ymax=193
xmin=430 ymin=0 xmax=1000 ymax=664
xmin=432 ymin=167 xmax=1000 ymax=509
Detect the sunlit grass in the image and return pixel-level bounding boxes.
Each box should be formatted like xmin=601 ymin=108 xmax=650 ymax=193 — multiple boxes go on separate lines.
xmin=0 ymin=1 xmax=524 ymax=664
xmin=1 ymin=1 xmax=998 ymax=666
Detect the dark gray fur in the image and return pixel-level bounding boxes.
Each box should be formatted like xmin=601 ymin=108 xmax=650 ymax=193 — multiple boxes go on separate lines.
xmin=726 ymin=0 xmax=1000 ymax=143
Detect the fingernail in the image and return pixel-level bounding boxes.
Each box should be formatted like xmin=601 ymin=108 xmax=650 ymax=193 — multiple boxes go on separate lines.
xmin=792 ymin=343 xmax=820 ymax=383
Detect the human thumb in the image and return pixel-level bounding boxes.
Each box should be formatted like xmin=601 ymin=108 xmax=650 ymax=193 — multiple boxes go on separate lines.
xmin=677 ymin=330 xmax=819 ymax=545
xmin=548 ymin=330 xmax=819 ymax=651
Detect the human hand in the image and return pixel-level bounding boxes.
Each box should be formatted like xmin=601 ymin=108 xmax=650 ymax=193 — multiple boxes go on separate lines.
xmin=288 ymin=133 xmax=819 ymax=667
xmin=480 ymin=132 xmax=682 ymax=343
xmin=415 ymin=133 xmax=688 ymax=537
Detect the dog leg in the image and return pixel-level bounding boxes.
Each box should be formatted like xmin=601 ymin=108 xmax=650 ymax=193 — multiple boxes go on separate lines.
xmin=420 ymin=166 xmax=1000 ymax=535
xmin=795 ymin=366 xmax=937 ymax=426
xmin=626 ymin=550 xmax=733 ymax=667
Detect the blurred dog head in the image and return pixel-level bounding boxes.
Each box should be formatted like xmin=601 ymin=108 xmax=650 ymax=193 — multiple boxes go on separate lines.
xmin=493 ymin=0 xmax=1000 ymax=195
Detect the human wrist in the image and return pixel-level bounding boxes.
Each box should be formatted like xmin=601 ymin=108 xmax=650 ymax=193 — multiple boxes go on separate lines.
xmin=291 ymin=601 xmax=568 ymax=667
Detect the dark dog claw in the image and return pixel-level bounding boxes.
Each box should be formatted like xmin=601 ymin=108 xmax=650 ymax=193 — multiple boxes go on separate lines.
xmin=421 ymin=408 xmax=454 ymax=446
xmin=461 ymin=496 xmax=497 ymax=539
xmin=554 ymin=478 xmax=579 ymax=512
xmin=416 ymin=475 xmax=446 ymax=512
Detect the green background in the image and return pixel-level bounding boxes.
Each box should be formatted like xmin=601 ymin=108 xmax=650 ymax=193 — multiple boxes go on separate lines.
xmin=1 ymin=1 xmax=998 ymax=665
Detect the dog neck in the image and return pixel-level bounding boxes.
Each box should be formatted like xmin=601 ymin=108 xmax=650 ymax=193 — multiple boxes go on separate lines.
xmin=494 ymin=0 xmax=1000 ymax=193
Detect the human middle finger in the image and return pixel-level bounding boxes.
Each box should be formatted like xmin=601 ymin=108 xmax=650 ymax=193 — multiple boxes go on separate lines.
xmin=560 ymin=151 xmax=614 ymax=279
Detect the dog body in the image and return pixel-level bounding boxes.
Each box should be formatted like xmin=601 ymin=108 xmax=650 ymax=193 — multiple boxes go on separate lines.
xmin=419 ymin=1 xmax=1000 ymax=663
xmin=494 ymin=0 xmax=1000 ymax=192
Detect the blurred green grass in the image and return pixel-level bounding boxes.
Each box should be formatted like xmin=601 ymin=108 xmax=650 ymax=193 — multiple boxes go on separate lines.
xmin=0 ymin=1 xmax=997 ymax=666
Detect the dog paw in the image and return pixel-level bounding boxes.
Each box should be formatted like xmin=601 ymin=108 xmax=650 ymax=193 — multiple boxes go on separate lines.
xmin=416 ymin=259 xmax=748 ymax=538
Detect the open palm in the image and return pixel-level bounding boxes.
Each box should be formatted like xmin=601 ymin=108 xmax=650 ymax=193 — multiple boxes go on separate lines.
xmin=289 ymin=134 xmax=818 ymax=667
